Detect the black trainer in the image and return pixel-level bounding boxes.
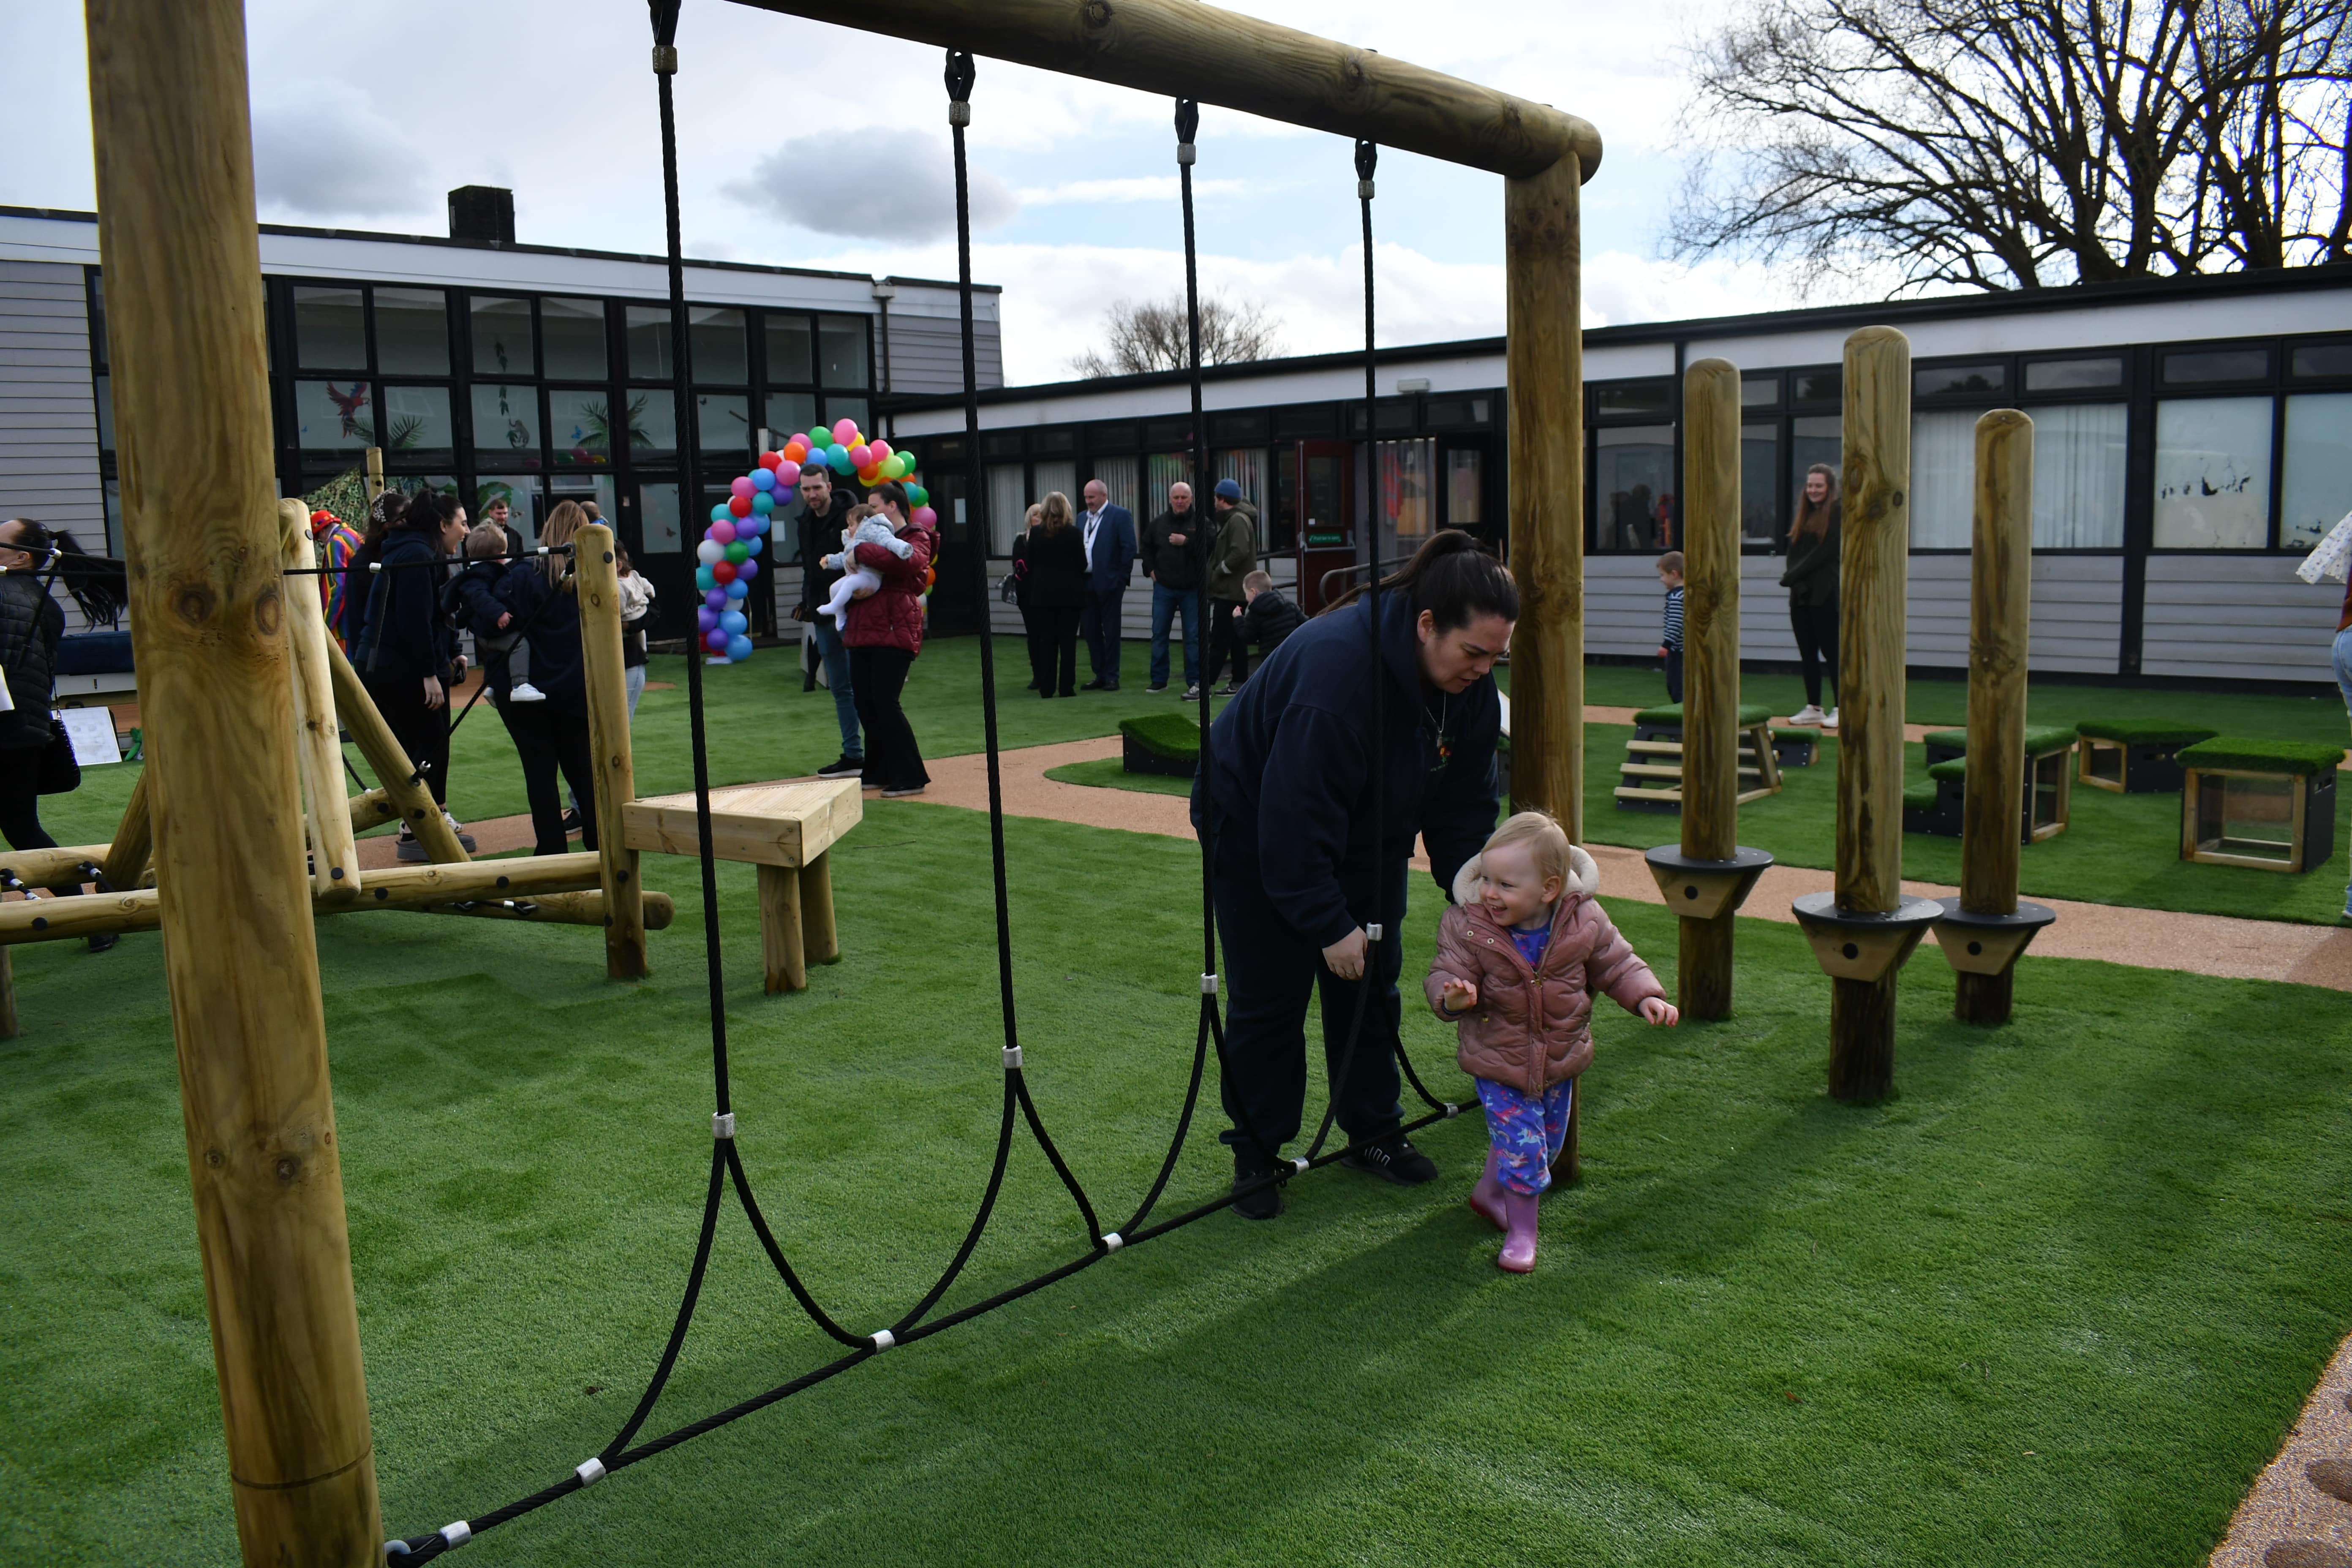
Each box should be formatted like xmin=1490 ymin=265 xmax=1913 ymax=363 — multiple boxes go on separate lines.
xmin=815 ymin=754 xmax=865 ymax=778
xmin=1340 ymin=1132 xmax=1438 ymax=1186
xmin=1231 ymin=1155 xmax=1286 ymax=1220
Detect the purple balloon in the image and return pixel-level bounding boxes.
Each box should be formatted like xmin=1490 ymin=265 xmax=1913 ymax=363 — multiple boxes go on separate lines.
xmin=697 ymin=606 xmax=720 ymax=633
xmin=704 ymin=588 xmax=730 ymax=612
xmin=736 ymin=557 xmax=759 ymax=580
xmin=705 ymin=628 xmax=731 ymax=652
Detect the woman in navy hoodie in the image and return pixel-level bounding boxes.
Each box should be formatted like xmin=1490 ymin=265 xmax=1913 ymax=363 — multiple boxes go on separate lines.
xmin=1193 ymin=530 xmax=1516 ymax=1219
xmin=354 ymin=491 xmax=472 ymax=860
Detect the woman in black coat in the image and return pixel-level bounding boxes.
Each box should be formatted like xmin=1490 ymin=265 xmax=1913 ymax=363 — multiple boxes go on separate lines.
xmin=354 ymin=491 xmax=474 ymax=859
xmin=1021 ymin=490 xmax=1090 ymax=699
xmin=491 ymin=500 xmax=599 ymax=855
xmin=1779 ymin=463 xmax=1842 ymax=728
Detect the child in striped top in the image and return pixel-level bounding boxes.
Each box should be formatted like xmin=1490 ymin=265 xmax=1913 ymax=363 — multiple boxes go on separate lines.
xmin=1657 ymin=550 xmax=1685 ymax=704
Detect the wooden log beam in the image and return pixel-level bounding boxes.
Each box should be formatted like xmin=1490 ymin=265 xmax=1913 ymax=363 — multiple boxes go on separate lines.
xmin=1957 ymin=409 xmax=2034 ymax=1026
xmin=84 ymin=0 xmax=380 ymax=1554
xmin=280 ymin=499 xmax=360 ymax=900
xmin=348 ymin=789 xmax=397 ymax=835
xmin=102 ymin=768 xmax=153 ymax=892
xmin=0 ymin=844 xmax=110 ymax=891
xmin=1678 ymin=357 xmax=1741 ymax=1020
xmin=729 ymin=0 xmax=1601 ymax=181
xmin=574 ymin=523 xmax=646 ymax=978
xmin=1504 ymin=153 xmax=1583 ymax=838
xmin=1829 ymin=326 xmax=1912 ymax=1103
xmin=324 ymin=634 xmax=468 ymax=864
xmin=398 ymin=890 xmax=676 ymax=929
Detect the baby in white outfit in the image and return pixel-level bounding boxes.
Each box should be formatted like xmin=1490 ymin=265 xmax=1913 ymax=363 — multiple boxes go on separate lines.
xmin=818 ymin=504 xmax=913 ymax=622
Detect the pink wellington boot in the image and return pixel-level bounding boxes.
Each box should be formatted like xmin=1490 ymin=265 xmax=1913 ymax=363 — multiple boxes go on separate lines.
xmin=1469 ymin=1149 xmax=1507 ymax=1231
xmin=1497 ymin=1190 xmax=1539 ymax=1273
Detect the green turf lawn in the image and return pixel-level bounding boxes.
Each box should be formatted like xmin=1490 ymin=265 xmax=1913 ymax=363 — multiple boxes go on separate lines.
xmin=1045 ymin=755 xmax=1194 ymax=797
xmin=4 ymin=803 xmax=2349 ymax=1565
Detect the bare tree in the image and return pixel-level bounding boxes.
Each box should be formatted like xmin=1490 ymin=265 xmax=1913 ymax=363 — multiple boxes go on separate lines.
xmin=1071 ymin=294 xmax=1284 ymax=377
xmin=1671 ymin=0 xmax=2352 ymax=291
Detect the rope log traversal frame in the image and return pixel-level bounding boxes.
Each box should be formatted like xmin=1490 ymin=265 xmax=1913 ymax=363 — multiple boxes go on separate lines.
xmin=79 ymin=0 xmax=1595 ymax=1560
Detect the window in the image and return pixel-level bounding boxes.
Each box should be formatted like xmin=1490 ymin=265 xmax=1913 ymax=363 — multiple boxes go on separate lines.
xmin=2163 ymin=347 xmax=2269 ymax=386
xmin=1793 ymin=371 xmax=1840 ymax=403
xmin=1594 ymin=425 xmax=1674 ymax=551
xmin=1034 ymin=428 xmax=1077 ymax=455
xmin=476 ymin=476 xmax=540 ymax=540
xmin=1790 ymin=415 xmax=1840 ymax=513
xmin=1740 ymin=375 xmax=1779 ymax=409
xmin=1090 ymin=455 xmax=1140 ymax=518
xmin=638 ymin=481 xmax=683 ymax=554
xmin=2291 ymin=343 xmax=2352 ymax=381
xmin=762 ymin=390 xmax=817 ymax=441
xmin=986 ymin=464 xmax=1028 ymax=555
xmin=471 ymin=383 xmax=539 ymax=466
xmin=292 ymin=286 xmax=366 ymax=370
xmin=2281 ymin=393 xmax=2352 ymax=549
xmin=984 ymin=432 xmax=1024 ymax=459
xmin=2025 ymin=357 xmax=2123 ymax=392
xmin=691 ymin=307 xmax=747 ymax=384
xmin=1909 ymin=410 xmax=1981 ymax=548
xmin=2154 ymin=397 xmax=2272 ymax=547
xmin=629 ymin=389 xmax=677 ymax=455
xmin=1033 ymin=460 xmax=1078 ymax=520
xmin=1376 ymin=438 xmax=1434 ymax=547
xmin=626 ymin=306 xmax=674 ymax=379
xmin=1740 ymin=425 xmax=1779 ymax=542
xmin=541 ymin=297 xmax=607 ymax=380
xmin=295 ymin=379 xmax=373 ymax=450
xmin=1915 ymin=362 xmax=2005 ymax=398
xmin=765 ymin=314 xmax=814 ymax=384
xmin=373 ymin=289 xmax=448 ymax=375
xmin=818 ymin=315 xmax=870 ymax=388
xmin=1214 ymin=448 xmax=1267 ymax=509
xmin=823 ymin=395 xmax=870 ymax=433
xmin=547 ymin=389 xmax=615 ymax=467
xmin=1445 ymin=449 xmax=1483 ymax=526
xmin=696 ymin=392 xmax=751 ymax=455
xmin=1596 ymin=380 xmax=1672 ymax=418
xmin=1209 ymin=411 xmax=1265 ymax=444
xmin=1272 ymin=405 xmax=1337 ymax=438
xmin=2031 ymin=403 xmax=2128 ymax=549
xmin=1427 ymin=395 xmax=1492 ymax=427
xmin=1143 ymin=418 xmax=1192 ymax=449
xmin=93 ymin=374 xmax=113 ymax=452
xmin=470 ymin=296 xmax=534 ymax=379
xmin=381 ymin=385 xmax=454 ymax=461
xmin=1146 ymin=452 xmax=1193 ymax=520
xmin=1350 ymin=399 xmax=1416 ymax=433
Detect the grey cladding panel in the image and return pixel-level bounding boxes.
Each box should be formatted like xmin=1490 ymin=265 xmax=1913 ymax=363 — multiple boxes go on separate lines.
xmin=2142 ymin=553 xmax=2338 ymax=681
xmin=0 ymin=260 xmax=103 ymax=531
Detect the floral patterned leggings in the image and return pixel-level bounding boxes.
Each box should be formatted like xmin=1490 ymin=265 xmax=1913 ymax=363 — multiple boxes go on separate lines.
xmin=1475 ymin=1076 xmax=1576 ymax=1196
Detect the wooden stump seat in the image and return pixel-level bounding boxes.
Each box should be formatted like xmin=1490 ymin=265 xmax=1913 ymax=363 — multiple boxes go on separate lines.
xmin=623 ymin=778 xmax=861 ymax=993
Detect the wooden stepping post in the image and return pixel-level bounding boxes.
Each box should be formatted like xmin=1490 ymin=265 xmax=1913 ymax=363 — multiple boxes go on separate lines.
xmin=280 ymin=499 xmax=361 ymax=901
xmin=574 ymin=522 xmax=646 ymax=978
xmin=1675 ymin=358 xmax=1744 ymax=1019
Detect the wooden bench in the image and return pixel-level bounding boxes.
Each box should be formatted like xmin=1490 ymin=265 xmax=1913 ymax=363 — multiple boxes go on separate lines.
xmin=623 ymin=778 xmax=861 ymax=993
xmin=2177 ymin=738 xmax=2343 ymax=873
xmin=1612 ymin=701 xmax=1781 ymax=813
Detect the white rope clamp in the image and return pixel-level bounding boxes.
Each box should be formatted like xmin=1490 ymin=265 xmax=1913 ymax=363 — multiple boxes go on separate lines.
xmin=1291 ymin=1157 xmax=1309 ymax=1174
xmin=1101 ymin=1232 xmax=1124 ymax=1253
xmin=1366 ymin=923 xmax=1384 ymax=941
xmin=575 ymin=1456 xmax=607 ymax=1487
xmin=1358 ymin=179 xmax=1375 ymax=200
xmin=1200 ymin=972 xmax=1218 ymax=994
xmin=869 ymin=1328 xmax=896 ymax=1352
xmin=1176 ymin=143 xmax=1196 ymax=166
xmin=948 ymin=101 xmax=971 ymax=127
xmin=439 ymin=1521 xmax=472 ymax=1549
xmin=712 ymin=1111 xmax=736 ymax=1141
xmin=1003 ymin=1045 xmax=1023 ymax=1070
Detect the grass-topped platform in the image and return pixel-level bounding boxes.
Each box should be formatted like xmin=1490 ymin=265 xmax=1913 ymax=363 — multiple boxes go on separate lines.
xmin=2076 ymin=720 xmax=2222 ymax=795
xmin=2179 ymin=738 xmax=2346 ymax=873
xmin=1631 ymin=701 xmax=1774 ymax=731
xmin=1921 ymin=725 xmax=2079 ymax=768
xmin=1120 ymin=713 xmax=1205 ymax=778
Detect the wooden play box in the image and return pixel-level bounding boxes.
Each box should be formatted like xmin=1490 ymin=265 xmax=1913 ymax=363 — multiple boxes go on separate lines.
xmin=623 ymin=778 xmax=861 ymax=993
xmin=1613 ymin=702 xmax=1781 ymax=812
xmin=2176 ymin=738 xmax=2343 ymax=873
xmin=1911 ymin=726 xmax=2077 ymax=841
xmin=2074 ymin=720 xmax=2218 ymax=794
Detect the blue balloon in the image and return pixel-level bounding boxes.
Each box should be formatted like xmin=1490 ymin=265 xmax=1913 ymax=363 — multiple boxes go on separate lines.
xmin=750 ymin=491 xmax=774 ymax=515
xmin=750 ymin=466 xmax=776 ymax=490
xmin=695 ymin=564 xmax=716 ymax=591
xmin=744 ymin=534 xmax=763 ymax=555
xmin=719 ymin=609 xmax=748 ymax=635
xmin=727 ymin=634 xmax=754 ymax=661
xmin=724 ymin=577 xmax=749 ymax=600
xmin=827 ymin=444 xmax=853 ymax=475
xmin=709 ymin=503 xmax=732 ymax=525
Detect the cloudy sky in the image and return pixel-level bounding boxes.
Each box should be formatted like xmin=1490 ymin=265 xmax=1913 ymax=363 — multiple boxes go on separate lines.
xmin=3 ymin=0 xmax=1867 ymax=383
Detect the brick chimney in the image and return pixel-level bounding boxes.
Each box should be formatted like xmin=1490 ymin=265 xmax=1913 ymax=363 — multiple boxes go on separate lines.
xmin=447 ymin=186 xmax=515 ymax=246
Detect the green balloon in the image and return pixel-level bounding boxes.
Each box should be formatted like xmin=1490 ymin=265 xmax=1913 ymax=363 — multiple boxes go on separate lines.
xmin=804 ymin=430 xmax=829 ymax=454
xmin=897 ymin=449 xmax=917 ymax=470
xmin=725 ymin=540 xmax=749 ymax=564
xmin=908 ymin=484 xmax=929 ymax=508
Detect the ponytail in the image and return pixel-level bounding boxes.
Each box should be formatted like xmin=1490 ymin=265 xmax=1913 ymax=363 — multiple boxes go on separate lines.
xmin=3 ymin=518 xmax=126 ymax=627
xmin=1323 ymin=529 xmax=1517 ymax=631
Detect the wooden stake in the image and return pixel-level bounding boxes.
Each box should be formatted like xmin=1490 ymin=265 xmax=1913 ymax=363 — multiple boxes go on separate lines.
xmin=1957 ymin=410 xmax=2034 ymax=1026
xmin=0 ymin=950 xmax=16 ymax=1040
xmin=799 ymin=849 xmax=839 ymax=966
xmin=101 ymin=767 xmax=153 ymax=893
xmin=280 ymin=500 xmax=360 ymax=900
xmin=1505 ymin=153 xmax=1584 ymax=840
xmin=1678 ymin=358 xmax=1741 ymax=1019
xmin=758 ymin=863 xmax=807 ymax=994
xmin=573 ymin=523 xmax=646 ymax=978
xmin=324 ymin=635 xmax=468 ymax=864
xmin=1829 ymin=326 xmax=1912 ymax=1103
xmin=84 ymin=0 xmax=379 ymax=1554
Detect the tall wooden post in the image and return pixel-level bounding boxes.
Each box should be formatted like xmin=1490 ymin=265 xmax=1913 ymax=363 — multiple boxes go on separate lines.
xmin=1505 ymin=153 xmax=1583 ymax=841
xmin=1829 ymin=327 xmax=1913 ymax=1102
xmin=280 ymin=500 xmax=360 ymax=901
xmin=101 ymin=766 xmax=154 ymax=892
xmin=1957 ymin=411 xmax=2033 ymax=1024
xmin=85 ymin=0 xmax=380 ymax=1560
xmin=575 ymin=523 xmax=646 ymax=978
xmin=1678 ymin=359 xmax=1740 ymax=1017
xmin=362 ymin=446 xmax=384 ymax=504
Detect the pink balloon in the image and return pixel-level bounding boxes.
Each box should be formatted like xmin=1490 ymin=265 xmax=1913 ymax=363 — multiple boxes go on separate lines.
xmin=730 ymin=475 xmax=754 ymax=499
xmin=831 ymin=418 xmax=858 ymax=446
xmin=911 ymin=506 xmax=937 ymax=528
xmin=708 ymin=518 xmax=737 ymax=544
xmin=847 ymin=444 xmax=872 ymax=469
xmin=775 ymin=459 xmax=801 ymax=486
xmin=869 ymin=439 xmax=893 ymax=466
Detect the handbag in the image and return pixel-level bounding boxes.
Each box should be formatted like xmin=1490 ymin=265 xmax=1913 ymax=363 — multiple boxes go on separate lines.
xmin=37 ymin=716 xmax=80 ymax=795
xmin=999 ymin=560 xmax=1027 ymax=605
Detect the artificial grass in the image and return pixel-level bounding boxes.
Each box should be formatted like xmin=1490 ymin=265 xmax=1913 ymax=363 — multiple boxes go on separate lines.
xmin=2077 ymin=719 xmax=2221 ymax=747
xmin=2176 ymin=737 xmax=2349 ymax=776
xmin=4 ymin=805 xmax=2349 ymax=1565
xmin=1119 ymin=711 xmax=1206 ymax=761
xmin=1920 ymin=726 xmax=2080 ymax=757
xmin=1045 ymin=755 xmax=1195 ymax=797
xmin=1630 ymin=702 xmax=1773 ymax=729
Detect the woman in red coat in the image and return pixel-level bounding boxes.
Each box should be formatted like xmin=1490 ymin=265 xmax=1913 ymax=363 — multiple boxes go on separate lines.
xmin=841 ymin=480 xmax=934 ymax=797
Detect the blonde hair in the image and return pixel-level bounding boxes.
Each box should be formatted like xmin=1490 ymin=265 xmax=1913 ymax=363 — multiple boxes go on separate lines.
xmin=845 ymin=503 xmax=877 ymax=528
xmin=464 ymin=523 xmax=507 ymax=560
xmin=1038 ymin=490 xmax=1075 ymax=533
xmin=1480 ymin=810 xmax=1572 ymax=887
xmin=1242 ymin=568 xmax=1273 ymax=594
xmin=540 ymin=498 xmax=586 ymax=583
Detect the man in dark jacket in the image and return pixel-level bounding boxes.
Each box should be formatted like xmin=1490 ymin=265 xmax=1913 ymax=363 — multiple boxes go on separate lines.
xmin=1077 ymin=477 xmax=1136 ymax=690
xmin=1201 ymin=477 xmax=1259 ymax=692
xmin=354 ymin=493 xmax=476 ymax=859
xmin=1140 ymin=480 xmax=1204 ymax=697
xmin=794 ymin=468 xmax=864 ymax=777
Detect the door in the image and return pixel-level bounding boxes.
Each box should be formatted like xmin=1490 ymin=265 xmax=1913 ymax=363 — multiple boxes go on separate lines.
xmin=1295 ymin=439 xmax=1355 ymax=615
xmin=1436 ymin=437 xmax=1502 ymax=558
xmin=925 ymin=468 xmax=980 ymax=635
xmin=618 ymin=476 xmax=693 ymax=639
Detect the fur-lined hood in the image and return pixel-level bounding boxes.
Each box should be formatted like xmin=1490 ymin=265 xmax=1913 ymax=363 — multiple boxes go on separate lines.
xmin=1451 ymin=842 xmax=1600 ymax=910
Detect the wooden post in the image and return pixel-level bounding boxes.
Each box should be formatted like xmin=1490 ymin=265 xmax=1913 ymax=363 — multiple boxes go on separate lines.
xmin=84 ymin=0 xmax=380 ymax=1557
xmin=798 ymin=849 xmax=839 ymax=966
xmin=0 ymin=950 xmax=16 ymax=1039
xmin=758 ymin=864 xmax=807 ymax=994
xmin=1678 ymin=358 xmax=1740 ymax=1019
xmin=1957 ymin=410 xmax=2033 ymax=1025
xmin=1828 ymin=326 xmax=1912 ymax=1103
xmin=573 ymin=523 xmax=646 ymax=978
xmin=324 ymin=636 xmax=468 ymax=864
xmin=362 ymin=446 xmax=383 ymax=504
xmin=1505 ymin=153 xmax=1584 ymax=840
xmin=280 ymin=500 xmax=359 ymax=901
xmin=101 ymin=766 xmax=154 ymax=893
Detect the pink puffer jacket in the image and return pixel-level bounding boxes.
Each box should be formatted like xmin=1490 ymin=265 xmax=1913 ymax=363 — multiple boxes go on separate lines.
xmin=1424 ymin=845 xmax=1663 ymax=1094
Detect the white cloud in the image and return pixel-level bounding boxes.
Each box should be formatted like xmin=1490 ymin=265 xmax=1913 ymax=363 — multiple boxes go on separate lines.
xmin=726 ymin=126 xmax=1017 ymax=242
xmin=1013 ymin=176 xmax=1251 ymax=207
xmin=250 ymin=91 xmax=427 ymax=221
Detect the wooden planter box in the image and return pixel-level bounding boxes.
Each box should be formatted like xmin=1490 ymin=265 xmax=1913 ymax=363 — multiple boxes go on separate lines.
xmin=2075 ymin=722 xmax=2217 ymax=794
xmin=2178 ymin=741 xmax=2342 ymax=872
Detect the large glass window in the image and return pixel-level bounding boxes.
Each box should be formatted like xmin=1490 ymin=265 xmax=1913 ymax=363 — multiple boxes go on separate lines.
xmin=629 ymin=388 xmax=677 ymax=456
xmin=1445 ymin=449 xmax=1482 ymax=526
xmin=696 ymin=392 xmax=751 ymax=455
xmin=1909 ymin=409 xmax=1980 ymax=548
xmin=475 ymin=476 xmax=541 ymax=540
xmin=1740 ymin=375 xmax=1779 ymax=408
xmin=292 ymin=287 xmax=366 ymax=370
xmin=638 ymin=481 xmax=683 ymax=554
xmin=1790 ymin=415 xmax=1840 ymax=513
xmin=2025 ymin=357 xmax=2123 ymax=392
xmin=2164 ymin=347 xmax=2269 ymax=386
xmin=2291 ymin=344 xmax=2352 ymax=380
xmin=1740 ymin=424 xmax=1779 ymax=542
xmin=1033 ymin=460 xmax=1078 ymax=522
xmin=541 ymin=297 xmax=607 ymax=380
xmin=1915 ymin=362 xmax=2005 ymax=398
xmin=1215 ymin=448 xmax=1268 ymax=510
xmin=2031 ymin=403 xmax=2128 ymax=548
xmin=547 ymin=389 xmax=615 ymax=468
xmin=470 ymin=296 xmax=534 ymax=379
xmin=1145 ymin=452 xmax=1193 ymax=520
xmin=2281 ymin=392 xmax=2352 ymax=549
xmin=295 ymin=378 xmax=373 ymax=450
xmin=818 ymin=315 xmax=870 ymax=388
xmin=471 ymin=382 xmax=540 ymax=466
xmin=1596 ymin=380 xmax=1671 ymax=418
xmin=1376 ymin=438 xmax=1434 ymax=550
xmin=987 ymin=465 xmax=1029 ymax=555
xmin=823 ymin=395 xmax=871 ymax=433
xmin=373 ymin=288 xmax=448 ymax=375
xmin=1595 ymin=425 xmax=1674 ymax=551
xmin=626 ymin=307 xmax=674 ymax=379
xmin=762 ymin=390 xmax=817 ymax=441
xmin=690 ymin=307 xmax=748 ymax=384
xmin=1090 ymin=455 xmax=1140 ymax=519
xmin=93 ymin=374 xmax=113 ymax=452
xmin=381 ymin=385 xmax=454 ymax=462
xmin=765 ymin=314 xmax=814 ymax=384
xmin=2154 ymin=397 xmax=2273 ymax=548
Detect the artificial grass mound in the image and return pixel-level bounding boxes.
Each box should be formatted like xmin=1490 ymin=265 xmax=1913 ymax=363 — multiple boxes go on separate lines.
xmin=1118 ymin=713 xmax=1204 ymax=762
xmin=1903 ymin=778 xmax=1940 ymax=810
xmin=2176 ymin=736 xmax=2347 ymax=776
xmin=1927 ymin=757 xmax=1968 ymax=783
xmin=1632 ymin=701 xmax=1772 ymax=728
xmin=1922 ymin=724 xmax=2080 ymax=756
xmin=1770 ymin=726 xmax=1823 ymax=741
xmin=2077 ymin=718 xmax=2221 ymax=747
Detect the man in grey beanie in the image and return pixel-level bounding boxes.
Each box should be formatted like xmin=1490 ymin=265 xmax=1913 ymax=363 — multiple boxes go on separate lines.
xmin=1201 ymin=476 xmax=1259 ymax=693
